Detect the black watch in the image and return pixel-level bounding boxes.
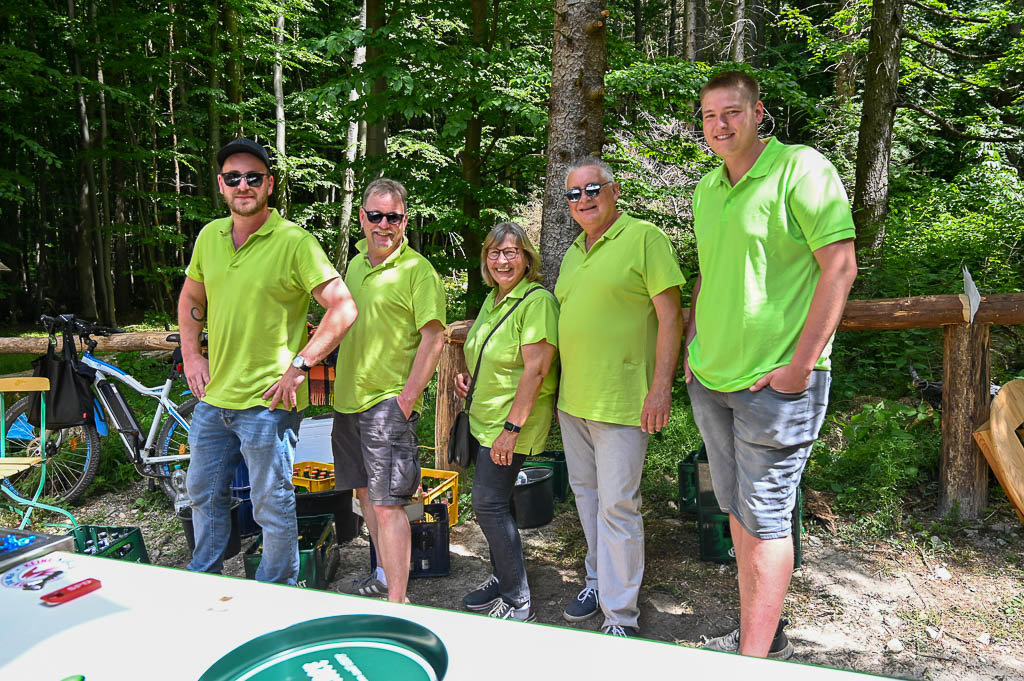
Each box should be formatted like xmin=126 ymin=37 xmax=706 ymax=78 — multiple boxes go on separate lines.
xmin=503 ymin=420 xmax=521 ymax=433
xmin=291 ymin=354 xmax=312 ymax=372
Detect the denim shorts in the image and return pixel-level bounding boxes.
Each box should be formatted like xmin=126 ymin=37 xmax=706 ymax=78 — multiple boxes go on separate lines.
xmin=331 ymin=397 xmax=421 ymax=506
xmin=687 ymin=371 xmax=831 ymax=540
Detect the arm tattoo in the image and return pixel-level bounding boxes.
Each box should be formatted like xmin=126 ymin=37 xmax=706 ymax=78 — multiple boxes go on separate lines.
xmin=190 ymin=306 xmax=207 ymax=322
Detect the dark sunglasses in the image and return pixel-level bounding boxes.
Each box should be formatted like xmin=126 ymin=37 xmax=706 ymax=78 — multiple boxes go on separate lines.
xmin=565 ymin=181 xmax=613 ymax=202
xmin=220 ymin=172 xmax=268 ymax=187
xmin=364 ymin=210 xmax=406 ymax=225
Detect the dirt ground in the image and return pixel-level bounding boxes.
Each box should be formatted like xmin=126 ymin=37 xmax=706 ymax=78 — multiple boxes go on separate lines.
xmin=56 ymin=479 xmax=1024 ymax=681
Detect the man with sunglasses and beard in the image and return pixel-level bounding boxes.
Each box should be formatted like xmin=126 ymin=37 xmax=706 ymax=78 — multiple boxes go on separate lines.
xmin=178 ymin=137 xmax=358 ymax=584
xmin=554 ymin=158 xmax=685 ymax=637
xmin=331 ymin=178 xmax=446 ymax=605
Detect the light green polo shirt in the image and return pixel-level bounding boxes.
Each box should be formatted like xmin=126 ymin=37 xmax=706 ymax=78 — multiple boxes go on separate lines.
xmin=464 ymin=278 xmax=559 ymax=455
xmin=185 ymin=209 xmax=339 ymax=411
xmin=554 ymin=212 xmax=685 ymax=426
xmin=333 ymin=238 xmax=446 ymax=414
xmin=689 ymin=137 xmax=856 ymax=392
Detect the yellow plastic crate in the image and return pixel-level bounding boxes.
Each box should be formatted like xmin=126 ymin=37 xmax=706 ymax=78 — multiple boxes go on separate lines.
xmin=421 ymin=467 xmax=459 ymax=527
xmin=292 ymin=461 xmax=335 ymax=493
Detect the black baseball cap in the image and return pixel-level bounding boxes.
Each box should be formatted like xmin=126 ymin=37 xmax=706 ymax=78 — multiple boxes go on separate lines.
xmin=217 ymin=137 xmax=272 ymax=170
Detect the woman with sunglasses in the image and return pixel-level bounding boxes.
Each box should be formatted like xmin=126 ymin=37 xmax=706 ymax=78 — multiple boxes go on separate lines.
xmin=455 ymin=222 xmax=559 ymax=622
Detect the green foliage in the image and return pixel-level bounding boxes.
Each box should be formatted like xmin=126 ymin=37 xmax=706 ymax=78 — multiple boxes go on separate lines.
xmin=805 ymin=400 xmax=941 ymax=534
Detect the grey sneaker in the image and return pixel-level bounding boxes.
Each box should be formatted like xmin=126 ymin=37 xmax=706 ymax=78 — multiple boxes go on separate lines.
xmin=352 ymin=573 xmax=388 ymax=597
xmin=603 ymin=625 xmax=639 ymax=637
xmin=463 ymin=574 xmax=501 ymax=612
xmin=702 ymin=619 xmax=794 ymax=660
xmin=487 ymin=599 xmax=537 ymax=622
xmin=563 ymin=586 xmax=600 ymax=622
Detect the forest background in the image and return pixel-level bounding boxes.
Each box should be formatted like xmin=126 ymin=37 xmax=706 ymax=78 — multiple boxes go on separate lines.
xmin=1 ymin=0 xmax=1023 ymax=532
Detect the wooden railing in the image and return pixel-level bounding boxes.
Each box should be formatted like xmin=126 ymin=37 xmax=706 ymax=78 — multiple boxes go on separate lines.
xmin=0 ymin=293 xmax=1021 ymax=519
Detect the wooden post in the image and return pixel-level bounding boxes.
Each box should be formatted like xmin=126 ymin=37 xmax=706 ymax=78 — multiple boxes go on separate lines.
xmin=434 ymin=320 xmax=473 ymax=472
xmin=940 ymin=323 xmax=991 ymax=519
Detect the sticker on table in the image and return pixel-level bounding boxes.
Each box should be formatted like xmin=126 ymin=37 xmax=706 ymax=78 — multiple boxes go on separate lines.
xmin=200 ymin=614 xmax=448 ymax=681
xmin=1 ymin=554 xmax=73 ymax=590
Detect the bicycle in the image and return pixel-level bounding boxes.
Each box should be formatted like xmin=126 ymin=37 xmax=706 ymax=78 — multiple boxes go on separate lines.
xmin=2 ymin=314 xmax=202 ymax=505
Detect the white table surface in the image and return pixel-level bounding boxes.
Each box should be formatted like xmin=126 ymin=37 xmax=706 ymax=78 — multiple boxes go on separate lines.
xmin=0 ymin=552 xmax=897 ymax=681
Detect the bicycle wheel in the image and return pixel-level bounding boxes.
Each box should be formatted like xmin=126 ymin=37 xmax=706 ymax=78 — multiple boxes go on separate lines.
xmin=2 ymin=395 xmax=102 ymax=505
xmin=156 ymin=396 xmax=197 ymax=501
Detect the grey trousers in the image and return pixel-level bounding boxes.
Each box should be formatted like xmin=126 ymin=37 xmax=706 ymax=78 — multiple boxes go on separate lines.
xmin=559 ymin=410 xmax=649 ymax=629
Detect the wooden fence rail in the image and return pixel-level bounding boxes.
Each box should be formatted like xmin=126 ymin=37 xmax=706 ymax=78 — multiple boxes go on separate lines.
xmin=1 ymin=293 xmax=1021 ymax=519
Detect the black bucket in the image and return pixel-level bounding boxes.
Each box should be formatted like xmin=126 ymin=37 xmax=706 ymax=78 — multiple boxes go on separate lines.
xmin=510 ymin=467 xmax=555 ymax=529
xmin=295 ymin=488 xmax=362 ymax=543
xmin=178 ymin=498 xmax=243 ymax=560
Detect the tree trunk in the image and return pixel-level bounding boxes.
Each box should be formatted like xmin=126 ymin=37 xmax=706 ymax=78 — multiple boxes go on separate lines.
xmin=364 ymin=0 xmax=387 ymax=163
xmin=337 ymin=0 xmax=368 ymax=272
xmin=852 ymin=0 xmax=904 ymax=252
xmin=168 ymin=0 xmax=184 ymax=271
xmin=668 ymin=0 xmax=678 ymax=57
xmin=633 ymin=0 xmax=644 ymax=51
xmin=834 ymin=0 xmax=860 ymax=101
xmin=685 ymin=0 xmax=698 ymax=60
xmin=68 ymin=0 xmax=99 ymax=319
xmin=748 ymin=0 xmax=767 ymax=65
xmin=208 ymin=0 xmax=222 ymax=208
xmin=729 ymin=0 xmax=746 ymax=62
xmin=274 ymin=13 xmax=288 ymax=217
xmin=461 ymin=0 xmax=491 ymax=316
xmin=540 ymin=0 xmax=608 ymax=289
xmin=91 ymin=0 xmax=115 ymax=324
xmin=224 ymin=1 xmax=243 ymax=137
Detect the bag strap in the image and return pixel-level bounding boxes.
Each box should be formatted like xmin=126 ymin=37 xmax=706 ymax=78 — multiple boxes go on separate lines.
xmin=465 ymin=286 xmax=543 ymax=410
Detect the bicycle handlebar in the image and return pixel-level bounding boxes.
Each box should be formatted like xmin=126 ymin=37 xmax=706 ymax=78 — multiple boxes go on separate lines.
xmin=40 ymin=314 xmax=124 ymax=338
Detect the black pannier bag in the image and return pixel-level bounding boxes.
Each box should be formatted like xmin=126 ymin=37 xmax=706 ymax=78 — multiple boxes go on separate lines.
xmin=28 ymin=330 xmax=94 ymax=429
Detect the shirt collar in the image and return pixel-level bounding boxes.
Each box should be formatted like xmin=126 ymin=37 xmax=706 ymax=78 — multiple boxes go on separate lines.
xmin=217 ymin=208 xmax=282 ymax=237
xmin=571 ymin=212 xmax=631 ymax=252
xmin=710 ymin=137 xmax=781 ymax=186
xmin=494 ymin=276 xmax=536 ymax=305
xmin=356 ymin=237 xmax=409 ymax=269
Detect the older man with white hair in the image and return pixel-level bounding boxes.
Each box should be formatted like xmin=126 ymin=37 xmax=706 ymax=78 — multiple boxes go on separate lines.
xmin=554 ymin=157 xmax=685 ymax=637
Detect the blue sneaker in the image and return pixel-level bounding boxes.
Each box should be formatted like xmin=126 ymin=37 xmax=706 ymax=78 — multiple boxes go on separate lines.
xmin=563 ymin=586 xmax=599 ymax=622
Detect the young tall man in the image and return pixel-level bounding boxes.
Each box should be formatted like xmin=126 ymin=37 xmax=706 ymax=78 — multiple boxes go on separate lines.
xmin=686 ymin=73 xmax=857 ymax=657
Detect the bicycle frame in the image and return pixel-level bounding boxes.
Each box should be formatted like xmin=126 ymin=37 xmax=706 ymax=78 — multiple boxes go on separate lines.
xmin=79 ymin=352 xmax=190 ymax=467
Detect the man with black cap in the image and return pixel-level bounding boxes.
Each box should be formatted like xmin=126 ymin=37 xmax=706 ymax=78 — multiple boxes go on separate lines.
xmin=177 ymin=137 xmax=358 ymax=584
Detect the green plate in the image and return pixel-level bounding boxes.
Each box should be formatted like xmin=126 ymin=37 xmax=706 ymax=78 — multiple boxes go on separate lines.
xmin=199 ymin=614 xmax=448 ymax=681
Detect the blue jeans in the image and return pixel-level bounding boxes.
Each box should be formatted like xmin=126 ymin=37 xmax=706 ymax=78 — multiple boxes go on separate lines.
xmin=186 ymin=402 xmax=302 ymax=584
xmin=472 ymin=446 xmax=529 ymax=606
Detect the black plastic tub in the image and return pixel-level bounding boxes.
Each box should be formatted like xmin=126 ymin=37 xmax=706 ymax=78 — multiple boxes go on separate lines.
xmin=178 ymin=498 xmax=243 ymax=560
xmin=510 ymin=467 xmax=555 ymax=529
xmin=295 ymin=488 xmax=362 ymax=543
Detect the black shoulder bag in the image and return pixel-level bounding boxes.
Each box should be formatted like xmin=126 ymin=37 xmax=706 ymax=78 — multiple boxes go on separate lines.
xmin=448 ymin=286 xmax=543 ymax=468
xmin=28 ymin=328 xmax=95 ymax=429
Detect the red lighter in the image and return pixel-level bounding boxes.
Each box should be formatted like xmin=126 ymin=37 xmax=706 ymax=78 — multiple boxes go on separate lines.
xmin=40 ymin=578 xmax=102 ymax=606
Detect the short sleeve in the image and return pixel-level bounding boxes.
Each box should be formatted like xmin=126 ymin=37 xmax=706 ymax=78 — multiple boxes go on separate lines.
xmin=642 ymin=227 xmax=686 ymax=297
xmin=186 ymin=230 xmax=206 ymax=283
xmin=292 ymin=233 xmax=341 ymax=293
xmin=411 ymin=260 xmax=447 ymax=330
xmin=518 ymin=290 xmax=559 ymax=349
xmin=787 ymin=151 xmax=856 ymax=252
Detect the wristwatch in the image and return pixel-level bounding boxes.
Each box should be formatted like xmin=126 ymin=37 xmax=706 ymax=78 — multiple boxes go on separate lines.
xmin=503 ymin=420 xmax=521 ymax=433
xmin=291 ymin=354 xmax=312 ymax=372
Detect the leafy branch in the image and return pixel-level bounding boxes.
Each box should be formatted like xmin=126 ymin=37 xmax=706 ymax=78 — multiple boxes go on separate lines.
xmin=896 ymin=101 xmax=1024 ymax=142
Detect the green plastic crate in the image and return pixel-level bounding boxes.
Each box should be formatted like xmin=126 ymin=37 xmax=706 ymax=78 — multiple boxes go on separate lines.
xmin=67 ymin=525 xmax=149 ymax=564
xmin=522 ymin=450 xmax=569 ymax=502
xmin=694 ymin=445 xmax=803 ymax=568
xmin=243 ymin=514 xmax=336 ymax=589
xmin=677 ymin=445 xmax=702 ymax=514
